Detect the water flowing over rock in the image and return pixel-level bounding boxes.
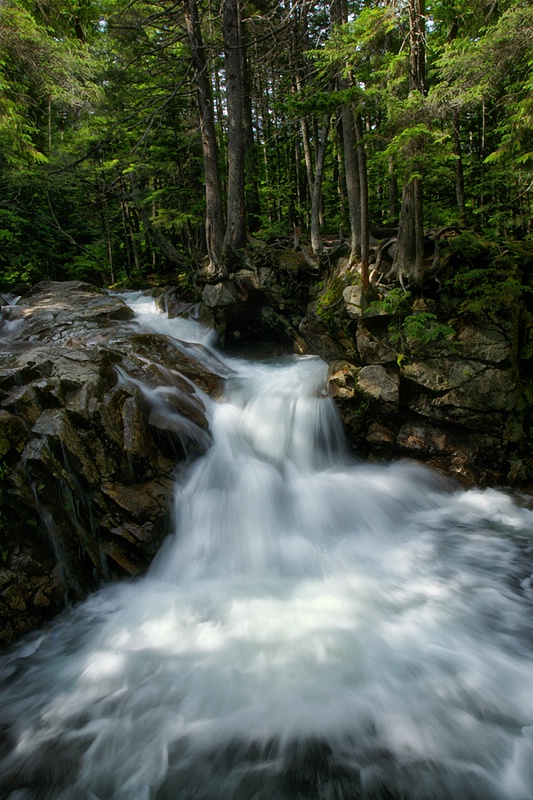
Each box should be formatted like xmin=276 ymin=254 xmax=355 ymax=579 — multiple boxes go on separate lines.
xmin=0 ymin=282 xmax=229 ymax=644
xmin=162 ymin=260 xmax=531 ymax=488
xmin=0 ymin=306 xmax=532 ymax=800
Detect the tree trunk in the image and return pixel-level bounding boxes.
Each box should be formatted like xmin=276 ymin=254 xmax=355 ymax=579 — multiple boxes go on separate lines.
xmin=182 ymin=0 xmax=225 ymax=276
xmin=388 ymin=156 xmax=398 ymax=222
xmin=452 ymin=109 xmax=466 ymax=221
xmin=408 ymin=0 xmax=426 ymax=94
xmin=354 ymin=113 xmax=369 ymax=289
xmin=332 ymin=0 xmax=365 ymax=267
xmin=241 ymin=21 xmax=260 ymax=232
xmin=297 ymin=89 xmax=314 ymax=199
xmin=310 ymin=114 xmax=330 ymax=256
xmin=341 ymin=103 xmax=361 ymax=262
xmin=120 ymin=200 xmax=133 ymax=281
xmin=393 ymin=0 xmax=426 ymax=284
xmin=129 ymin=175 xmax=188 ymax=269
xmin=447 ymin=21 xmax=465 ymax=224
xmin=396 ymin=166 xmax=424 ymax=285
xmin=223 ymin=0 xmax=246 ymax=263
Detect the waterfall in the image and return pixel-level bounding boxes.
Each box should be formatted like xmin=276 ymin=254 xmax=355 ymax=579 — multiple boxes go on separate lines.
xmin=0 ymin=293 xmax=24 ymax=347
xmin=0 ymin=294 xmax=532 ymax=800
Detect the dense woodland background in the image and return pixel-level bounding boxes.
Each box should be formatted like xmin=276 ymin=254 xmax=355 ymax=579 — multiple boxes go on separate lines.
xmin=0 ymin=0 xmax=532 ymax=292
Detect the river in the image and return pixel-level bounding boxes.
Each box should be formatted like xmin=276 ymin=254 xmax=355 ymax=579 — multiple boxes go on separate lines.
xmin=0 ymin=293 xmax=532 ymax=799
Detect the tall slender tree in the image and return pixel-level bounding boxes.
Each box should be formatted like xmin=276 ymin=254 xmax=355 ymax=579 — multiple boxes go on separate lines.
xmin=222 ymin=0 xmax=246 ymax=262
xmin=393 ymin=0 xmax=426 ymax=284
xmin=182 ymin=0 xmax=225 ymax=276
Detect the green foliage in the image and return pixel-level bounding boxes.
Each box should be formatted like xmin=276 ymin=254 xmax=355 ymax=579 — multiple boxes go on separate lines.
xmin=0 ymin=0 xmax=531 ymax=290
xmin=444 ymin=234 xmax=533 ymax=316
xmin=450 ymin=267 xmax=525 ymax=317
xmin=319 ymin=5 xmax=401 ymax=90
xmin=366 ymin=289 xmax=455 ymax=353
xmin=402 ymin=312 xmax=455 ymax=347
xmin=365 ymin=287 xmax=411 ymax=320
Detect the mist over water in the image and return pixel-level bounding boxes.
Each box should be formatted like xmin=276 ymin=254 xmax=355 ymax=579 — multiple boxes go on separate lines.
xmin=1 ymin=295 xmax=532 ymax=800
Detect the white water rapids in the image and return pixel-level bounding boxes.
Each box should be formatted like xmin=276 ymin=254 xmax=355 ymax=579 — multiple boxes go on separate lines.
xmin=1 ymin=294 xmax=533 ymax=800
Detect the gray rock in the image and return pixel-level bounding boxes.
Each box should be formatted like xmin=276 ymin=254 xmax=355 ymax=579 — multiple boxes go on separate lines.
xmin=0 ymin=281 xmax=223 ymax=645
xmin=343 ymin=285 xmax=364 ymax=319
xmin=456 ymin=323 xmax=512 ymax=364
xmin=327 ymin=361 xmax=358 ymax=399
xmin=366 ymin=422 xmax=396 ymax=445
xmin=356 ymin=323 xmax=397 ymax=365
xmin=401 ymin=358 xmax=486 ymax=393
xmin=357 ymin=365 xmax=400 ymax=407
xmin=202 ymin=281 xmax=239 ymax=309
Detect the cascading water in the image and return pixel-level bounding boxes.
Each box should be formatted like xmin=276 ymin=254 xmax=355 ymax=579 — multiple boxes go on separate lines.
xmin=0 ymin=294 xmax=25 ymax=348
xmin=0 ymin=294 xmax=532 ymax=800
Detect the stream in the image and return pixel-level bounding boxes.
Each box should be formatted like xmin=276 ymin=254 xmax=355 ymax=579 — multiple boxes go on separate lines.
xmin=0 ymin=293 xmax=532 ymax=800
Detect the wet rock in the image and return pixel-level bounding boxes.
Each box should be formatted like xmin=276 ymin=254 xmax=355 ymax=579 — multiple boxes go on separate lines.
xmin=121 ymin=390 xmax=157 ymax=460
xmin=0 ymin=281 xmax=223 ymax=645
xmin=147 ymin=410 xmax=210 ymax=460
xmin=327 ymin=361 xmax=358 ymax=399
xmin=0 ymin=410 xmax=27 ymax=457
xmin=32 ymin=408 xmax=101 ymax=486
xmin=366 ymin=422 xmax=396 ymax=445
xmin=101 ymin=478 xmax=173 ymax=520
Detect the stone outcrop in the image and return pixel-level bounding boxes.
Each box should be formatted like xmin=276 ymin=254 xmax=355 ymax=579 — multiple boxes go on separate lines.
xmin=187 ymin=248 xmax=533 ymax=489
xmin=0 ymin=281 xmax=229 ymax=644
xmin=319 ymin=283 xmax=532 ymax=487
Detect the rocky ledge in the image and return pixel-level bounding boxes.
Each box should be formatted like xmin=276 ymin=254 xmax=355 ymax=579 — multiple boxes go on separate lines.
xmin=321 ymin=289 xmax=533 ymax=489
xmin=0 ymin=281 xmax=230 ymax=645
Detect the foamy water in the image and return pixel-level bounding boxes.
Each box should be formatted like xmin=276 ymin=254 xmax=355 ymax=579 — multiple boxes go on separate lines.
xmin=0 ymin=294 xmax=24 ymax=346
xmin=0 ymin=294 xmax=532 ymax=800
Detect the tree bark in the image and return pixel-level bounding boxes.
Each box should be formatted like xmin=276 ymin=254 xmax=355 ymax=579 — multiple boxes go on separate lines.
xmin=393 ymin=0 xmax=426 ymax=284
xmin=408 ymin=0 xmax=426 ymax=94
xmin=354 ymin=112 xmax=369 ymax=289
xmin=388 ymin=156 xmax=398 ymax=222
xmin=395 ymin=158 xmax=424 ymax=285
xmin=241 ymin=20 xmax=260 ymax=232
xmin=223 ymin=0 xmax=246 ymax=263
xmin=341 ymin=105 xmax=361 ymax=262
xmin=182 ymin=0 xmax=225 ymax=276
xmin=310 ymin=114 xmax=330 ymax=256
xmin=332 ymin=0 xmax=367 ymax=269
xmin=452 ymin=109 xmax=466 ymax=220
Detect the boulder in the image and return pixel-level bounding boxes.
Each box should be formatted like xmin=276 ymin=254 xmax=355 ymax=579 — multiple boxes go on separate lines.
xmin=327 ymin=361 xmax=358 ymax=399
xmin=357 ymin=365 xmax=400 ymax=408
xmin=299 ymin=311 xmax=348 ymax=362
xmin=343 ymin=285 xmax=365 ymax=319
xmin=356 ymin=322 xmax=397 ymax=365
xmin=0 ymin=282 xmax=225 ymax=645
xmin=202 ymin=281 xmax=239 ymax=309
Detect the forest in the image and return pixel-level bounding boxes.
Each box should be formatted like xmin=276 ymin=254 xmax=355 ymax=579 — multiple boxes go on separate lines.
xmin=0 ymin=0 xmax=532 ymax=293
